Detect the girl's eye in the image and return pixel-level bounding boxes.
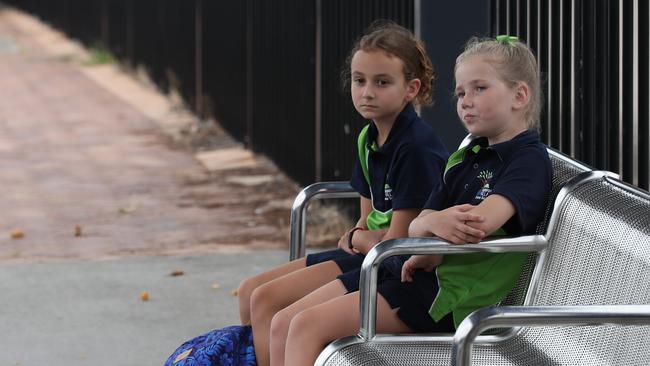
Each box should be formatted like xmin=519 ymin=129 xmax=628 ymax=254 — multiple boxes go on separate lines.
xmin=475 ymin=86 xmax=486 ymax=92
xmin=353 ymin=78 xmax=365 ymax=85
xmin=376 ymin=79 xmax=389 ymax=86
xmin=455 ymin=91 xmax=465 ymax=98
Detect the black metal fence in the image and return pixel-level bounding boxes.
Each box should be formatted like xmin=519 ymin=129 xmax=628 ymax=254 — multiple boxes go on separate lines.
xmin=4 ymin=0 xmax=649 ymax=190
xmin=3 ymin=0 xmax=418 ymax=185
xmin=491 ymin=0 xmax=650 ymax=190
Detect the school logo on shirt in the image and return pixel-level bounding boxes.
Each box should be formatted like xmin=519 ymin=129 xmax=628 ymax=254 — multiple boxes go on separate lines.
xmin=474 ymin=170 xmax=493 ymax=201
xmin=384 ymin=183 xmax=393 ymax=202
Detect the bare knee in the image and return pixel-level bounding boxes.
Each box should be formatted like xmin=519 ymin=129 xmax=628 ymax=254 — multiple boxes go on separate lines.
xmin=238 ymin=276 xmax=259 ymax=308
xmin=270 ymin=308 xmax=294 ymax=341
xmin=250 ymin=283 xmax=282 ymax=325
xmin=287 ymin=308 xmax=322 ymax=343
xmin=238 ymin=276 xmax=262 ymax=323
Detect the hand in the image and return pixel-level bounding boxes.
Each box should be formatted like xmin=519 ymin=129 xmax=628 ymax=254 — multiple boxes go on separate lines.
xmin=423 ymin=204 xmax=486 ymax=244
xmin=337 ymin=228 xmax=358 ymax=255
xmin=401 ymin=255 xmax=443 ymax=282
xmin=349 ymin=228 xmax=388 ymax=254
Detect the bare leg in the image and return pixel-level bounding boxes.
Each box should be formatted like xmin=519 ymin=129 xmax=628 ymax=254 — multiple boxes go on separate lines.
xmin=284 ymin=290 xmax=411 ymax=366
xmin=250 ymin=261 xmax=342 ymax=366
xmin=269 ymin=280 xmax=348 ymax=366
xmin=238 ymin=257 xmax=307 ymax=325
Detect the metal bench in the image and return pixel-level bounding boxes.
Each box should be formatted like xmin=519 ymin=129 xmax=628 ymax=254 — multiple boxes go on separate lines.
xmin=314 ymin=171 xmax=650 ymax=365
xmin=287 ymin=147 xmax=613 ymax=364
xmin=290 ymin=148 xmax=592 ymax=310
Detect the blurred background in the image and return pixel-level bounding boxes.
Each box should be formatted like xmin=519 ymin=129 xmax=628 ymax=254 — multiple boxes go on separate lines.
xmin=3 ymin=0 xmax=648 ymax=190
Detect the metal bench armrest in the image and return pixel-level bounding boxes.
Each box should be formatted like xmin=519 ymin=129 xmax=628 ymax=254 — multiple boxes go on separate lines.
xmin=358 ymin=235 xmax=548 ymax=339
xmin=452 ymin=305 xmax=650 ymax=365
xmin=289 ymin=181 xmax=359 ymax=260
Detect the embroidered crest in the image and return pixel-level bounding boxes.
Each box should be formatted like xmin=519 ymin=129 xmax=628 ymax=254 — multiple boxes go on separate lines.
xmin=474 ymin=170 xmax=493 ymax=200
xmin=384 ymin=183 xmax=393 ymax=201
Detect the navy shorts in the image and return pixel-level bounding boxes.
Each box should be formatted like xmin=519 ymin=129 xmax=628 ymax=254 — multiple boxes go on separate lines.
xmin=306 ymin=248 xmax=455 ymax=333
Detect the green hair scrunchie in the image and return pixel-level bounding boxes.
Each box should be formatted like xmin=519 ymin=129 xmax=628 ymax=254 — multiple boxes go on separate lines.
xmin=496 ymin=35 xmax=519 ymax=44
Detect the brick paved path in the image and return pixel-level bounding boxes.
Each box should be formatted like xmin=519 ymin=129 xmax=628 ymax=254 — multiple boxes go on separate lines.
xmin=0 ymin=8 xmax=298 ymax=263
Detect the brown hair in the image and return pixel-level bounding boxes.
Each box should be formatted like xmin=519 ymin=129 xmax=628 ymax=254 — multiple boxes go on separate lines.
xmin=343 ymin=21 xmax=436 ymax=106
xmin=455 ymin=37 xmax=542 ymax=130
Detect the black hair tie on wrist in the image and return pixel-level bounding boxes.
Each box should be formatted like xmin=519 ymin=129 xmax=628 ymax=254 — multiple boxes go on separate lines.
xmin=348 ymin=227 xmax=364 ymax=250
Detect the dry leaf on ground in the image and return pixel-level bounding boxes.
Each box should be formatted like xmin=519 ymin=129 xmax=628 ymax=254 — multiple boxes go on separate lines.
xmin=10 ymin=229 xmax=24 ymax=239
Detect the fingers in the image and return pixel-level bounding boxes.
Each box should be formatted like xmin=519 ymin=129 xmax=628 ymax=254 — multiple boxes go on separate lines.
xmin=401 ymin=262 xmax=414 ymax=282
xmin=454 ymin=221 xmax=484 ymax=237
xmin=449 ymin=232 xmax=483 ymax=245
xmin=338 ymin=236 xmax=356 ymax=255
xmin=458 ymin=212 xmax=485 ymax=223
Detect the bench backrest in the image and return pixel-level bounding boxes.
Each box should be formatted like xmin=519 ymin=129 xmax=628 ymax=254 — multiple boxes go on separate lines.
xmin=499 ymin=148 xmax=592 ymax=307
xmin=505 ymin=173 xmax=650 ymax=364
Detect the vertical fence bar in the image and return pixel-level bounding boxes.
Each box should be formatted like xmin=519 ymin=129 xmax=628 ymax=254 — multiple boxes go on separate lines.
xmin=526 ymin=0 xmax=537 ymax=47
xmin=546 ymin=0 xmax=553 ymax=146
xmin=570 ymin=0 xmax=576 ymax=156
xmin=315 ymin=0 xmax=322 ymax=181
xmin=618 ymin=0 xmax=624 ymax=178
xmin=126 ymin=0 xmax=134 ymax=68
xmin=414 ymin=0 xmax=421 ymax=38
xmin=516 ymin=0 xmax=521 ymax=36
xmin=195 ymin=0 xmax=203 ymax=117
xmin=495 ymin=0 xmax=501 ymax=34
xmin=101 ymin=0 xmax=109 ymax=46
xmin=538 ymin=0 xmax=542 ymax=78
xmin=506 ymin=0 xmax=511 ymax=34
xmin=632 ymin=0 xmax=639 ymax=186
xmin=414 ymin=0 xmax=422 ymax=116
xmin=245 ymin=0 xmax=253 ymax=149
xmin=557 ymin=0 xmax=567 ymax=151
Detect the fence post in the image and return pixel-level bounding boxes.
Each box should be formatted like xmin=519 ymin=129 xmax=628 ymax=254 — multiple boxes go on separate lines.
xmin=195 ymin=0 xmax=204 ymax=117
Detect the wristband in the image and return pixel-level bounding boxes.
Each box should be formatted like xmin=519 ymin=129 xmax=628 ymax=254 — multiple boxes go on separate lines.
xmin=348 ymin=227 xmax=364 ymax=250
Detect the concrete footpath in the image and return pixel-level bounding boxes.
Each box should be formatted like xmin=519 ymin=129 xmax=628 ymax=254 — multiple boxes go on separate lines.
xmin=0 ymin=6 xmax=326 ymax=366
xmin=0 ymin=251 xmax=286 ymax=366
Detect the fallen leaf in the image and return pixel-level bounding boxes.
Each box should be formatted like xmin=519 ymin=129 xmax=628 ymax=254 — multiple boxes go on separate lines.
xmin=211 ymin=283 xmax=221 ymax=289
xmin=169 ymin=269 xmax=184 ymax=277
xmin=74 ymin=225 xmax=82 ymax=237
xmin=230 ymin=288 xmax=239 ymax=297
xmin=140 ymin=291 xmax=149 ymax=301
xmin=10 ymin=229 xmax=24 ymax=239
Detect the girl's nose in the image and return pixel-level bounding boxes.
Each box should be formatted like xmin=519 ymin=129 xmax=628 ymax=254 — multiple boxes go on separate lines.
xmin=461 ymin=95 xmax=472 ymax=108
xmin=362 ymin=85 xmax=374 ymax=98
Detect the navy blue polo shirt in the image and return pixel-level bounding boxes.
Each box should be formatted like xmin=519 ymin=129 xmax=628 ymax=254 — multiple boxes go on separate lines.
xmin=423 ymin=130 xmax=552 ymax=327
xmin=425 ymin=130 xmax=552 ymax=235
xmin=350 ymin=103 xmax=448 ymax=230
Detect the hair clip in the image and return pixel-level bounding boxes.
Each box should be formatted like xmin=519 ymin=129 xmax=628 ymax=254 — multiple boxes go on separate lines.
xmin=496 ymin=35 xmax=519 ymax=44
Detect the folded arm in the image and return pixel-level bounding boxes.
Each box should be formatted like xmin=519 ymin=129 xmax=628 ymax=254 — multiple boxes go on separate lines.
xmin=402 ymin=194 xmax=516 ymax=282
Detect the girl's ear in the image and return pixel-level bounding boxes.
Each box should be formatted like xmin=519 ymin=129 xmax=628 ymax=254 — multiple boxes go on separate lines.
xmin=512 ymin=81 xmax=530 ymax=110
xmin=405 ymin=78 xmax=421 ymax=102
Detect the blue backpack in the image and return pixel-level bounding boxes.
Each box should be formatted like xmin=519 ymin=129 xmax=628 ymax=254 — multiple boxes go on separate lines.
xmin=164 ymin=325 xmax=256 ymax=366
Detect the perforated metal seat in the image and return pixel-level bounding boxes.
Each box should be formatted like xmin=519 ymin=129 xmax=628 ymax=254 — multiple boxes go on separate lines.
xmin=318 ymin=173 xmax=650 ymax=366
xmin=499 ymin=148 xmax=593 ymax=308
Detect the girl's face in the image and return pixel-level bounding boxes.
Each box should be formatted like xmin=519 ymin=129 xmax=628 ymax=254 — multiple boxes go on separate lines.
xmin=454 ymin=56 xmax=527 ymax=145
xmin=350 ymin=50 xmax=420 ymax=126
